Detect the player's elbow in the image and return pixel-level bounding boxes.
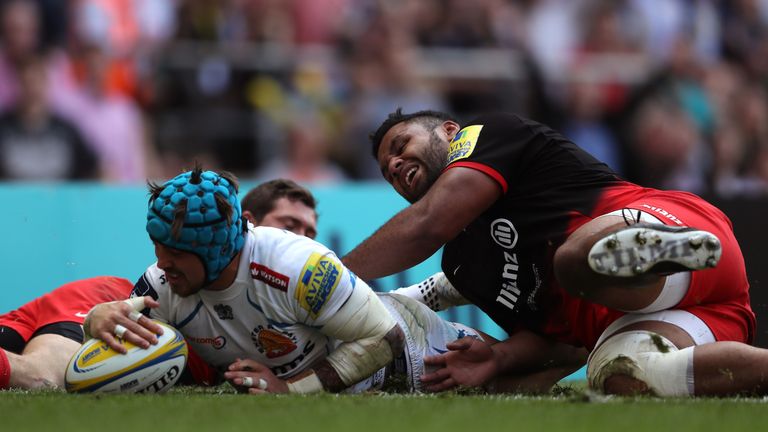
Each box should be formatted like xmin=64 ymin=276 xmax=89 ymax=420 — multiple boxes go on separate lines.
xmin=325 ymin=325 xmax=403 ymax=386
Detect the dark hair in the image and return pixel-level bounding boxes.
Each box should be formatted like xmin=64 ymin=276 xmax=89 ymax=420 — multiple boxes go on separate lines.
xmin=369 ymin=108 xmax=457 ymax=159
xmin=241 ymin=178 xmax=317 ymax=222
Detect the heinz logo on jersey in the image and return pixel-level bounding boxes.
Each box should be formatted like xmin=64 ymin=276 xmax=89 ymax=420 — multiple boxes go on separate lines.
xmin=447 ymin=125 xmax=483 ymax=164
xmin=296 ymin=252 xmax=341 ymax=318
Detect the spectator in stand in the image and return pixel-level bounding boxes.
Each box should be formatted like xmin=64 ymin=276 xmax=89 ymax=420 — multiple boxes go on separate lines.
xmin=562 ymin=80 xmax=623 ymax=174
xmin=627 ymin=100 xmax=705 ymax=193
xmin=0 ymin=57 xmax=99 ymax=181
xmin=0 ymin=0 xmax=77 ymax=113
xmin=58 ymin=41 xmax=155 ymax=183
xmin=721 ymin=0 xmax=768 ymax=78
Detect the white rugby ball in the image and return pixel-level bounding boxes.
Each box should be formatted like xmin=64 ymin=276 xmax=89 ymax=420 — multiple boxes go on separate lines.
xmin=65 ymin=320 xmax=188 ymax=393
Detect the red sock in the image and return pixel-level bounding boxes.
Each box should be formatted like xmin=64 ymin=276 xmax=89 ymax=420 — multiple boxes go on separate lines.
xmin=0 ymin=349 xmax=10 ymax=389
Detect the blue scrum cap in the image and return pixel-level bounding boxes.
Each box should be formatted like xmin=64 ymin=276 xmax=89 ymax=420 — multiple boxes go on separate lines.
xmin=146 ymin=168 xmax=245 ymax=284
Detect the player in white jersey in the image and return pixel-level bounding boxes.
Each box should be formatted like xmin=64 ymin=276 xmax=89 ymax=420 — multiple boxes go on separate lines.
xmin=84 ymin=166 xmax=485 ymax=394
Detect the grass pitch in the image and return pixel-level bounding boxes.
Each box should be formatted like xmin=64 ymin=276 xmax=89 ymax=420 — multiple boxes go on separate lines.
xmin=3 ymin=384 xmax=768 ymax=432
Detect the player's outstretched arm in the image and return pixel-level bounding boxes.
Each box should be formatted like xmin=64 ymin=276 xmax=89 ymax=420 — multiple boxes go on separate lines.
xmin=342 ymin=167 xmax=501 ymax=280
xmin=83 ymin=296 xmax=163 ymax=353
xmin=224 ymin=319 xmax=404 ymax=394
xmin=289 ymin=324 xmax=404 ymax=394
xmin=223 ymin=319 xmax=402 ymax=394
xmin=287 ymin=285 xmax=404 ymax=393
xmin=421 ymin=330 xmax=586 ymax=393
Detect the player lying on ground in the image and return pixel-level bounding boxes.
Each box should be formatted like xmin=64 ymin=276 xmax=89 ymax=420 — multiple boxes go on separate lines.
xmin=0 ymin=178 xmax=317 ymax=390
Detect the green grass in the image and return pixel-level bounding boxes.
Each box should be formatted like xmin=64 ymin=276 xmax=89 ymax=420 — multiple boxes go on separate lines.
xmin=3 ymin=384 xmax=768 ymax=432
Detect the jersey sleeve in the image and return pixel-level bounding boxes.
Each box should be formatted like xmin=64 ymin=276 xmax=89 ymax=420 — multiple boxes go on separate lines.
xmin=253 ymin=228 xmax=356 ymax=328
xmin=287 ymin=248 xmax=356 ymax=328
xmin=130 ymin=264 xmax=173 ymax=323
xmin=444 ymin=113 xmax=527 ymax=193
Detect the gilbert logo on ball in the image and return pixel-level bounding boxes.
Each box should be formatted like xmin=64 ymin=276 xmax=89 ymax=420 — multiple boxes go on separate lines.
xmin=65 ymin=321 xmax=188 ymax=393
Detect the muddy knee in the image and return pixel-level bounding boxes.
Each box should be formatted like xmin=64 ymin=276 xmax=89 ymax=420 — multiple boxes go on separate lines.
xmin=587 ymin=331 xmax=694 ymax=397
xmin=603 ymin=374 xmax=650 ymax=396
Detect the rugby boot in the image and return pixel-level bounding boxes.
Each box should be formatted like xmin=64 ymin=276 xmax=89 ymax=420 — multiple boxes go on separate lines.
xmin=588 ymin=223 xmax=722 ymax=277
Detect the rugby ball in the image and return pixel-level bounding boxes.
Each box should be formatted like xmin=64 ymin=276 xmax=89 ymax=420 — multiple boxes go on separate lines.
xmin=65 ymin=321 xmax=188 ymax=393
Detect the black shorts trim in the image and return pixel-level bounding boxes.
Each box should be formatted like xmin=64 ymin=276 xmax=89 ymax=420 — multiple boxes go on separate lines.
xmin=33 ymin=322 xmax=84 ymax=344
xmin=0 ymin=326 xmax=25 ymax=354
xmin=0 ymin=322 xmax=84 ymax=354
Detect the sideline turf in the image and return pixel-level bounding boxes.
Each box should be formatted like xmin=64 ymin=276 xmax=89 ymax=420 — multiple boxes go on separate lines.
xmin=2 ymin=388 xmax=768 ymax=432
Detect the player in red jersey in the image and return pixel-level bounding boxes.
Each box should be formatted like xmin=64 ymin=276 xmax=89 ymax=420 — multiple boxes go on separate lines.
xmin=0 ymin=276 xmax=133 ymax=388
xmin=343 ymin=109 xmax=760 ymax=397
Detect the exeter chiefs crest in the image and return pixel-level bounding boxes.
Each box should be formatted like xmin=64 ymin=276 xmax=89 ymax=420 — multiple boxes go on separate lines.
xmin=214 ymin=304 xmax=234 ymax=320
xmin=251 ymin=326 xmax=298 ymax=358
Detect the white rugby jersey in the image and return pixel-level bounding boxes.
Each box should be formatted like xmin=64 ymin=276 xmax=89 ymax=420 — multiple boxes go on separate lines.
xmin=131 ymin=226 xmax=363 ymax=379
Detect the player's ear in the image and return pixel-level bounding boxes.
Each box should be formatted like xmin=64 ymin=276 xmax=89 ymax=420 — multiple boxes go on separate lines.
xmin=443 ymin=121 xmax=461 ymax=140
xmin=242 ymin=210 xmax=257 ymax=225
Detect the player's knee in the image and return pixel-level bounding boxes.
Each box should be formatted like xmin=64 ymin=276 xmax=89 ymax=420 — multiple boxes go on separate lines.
xmin=602 ymin=374 xmax=650 ymax=396
xmin=587 ymin=330 xmax=694 ymax=397
xmin=23 ymin=373 xmax=62 ymax=389
xmin=11 ymin=363 xmax=64 ymax=389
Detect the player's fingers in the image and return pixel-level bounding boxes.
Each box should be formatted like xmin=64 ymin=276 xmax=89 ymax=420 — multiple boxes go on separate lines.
xmin=117 ymin=325 xmax=157 ymax=349
xmin=122 ymin=296 xmax=160 ymax=311
xmin=125 ymin=312 xmax=157 ymax=337
xmin=248 ymin=388 xmax=268 ymax=395
xmin=423 ymin=354 xmax=447 ymax=367
xmin=121 ymin=319 xmax=159 ymax=346
xmin=223 ymin=371 xmax=251 ymax=381
xmin=98 ymin=331 xmax=128 ymax=354
xmin=143 ymin=296 xmax=161 ymax=309
xmin=446 ymin=337 xmax=474 ymax=351
xmin=230 ymin=358 xmax=268 ymax=373
xmin=420 ymin=368 xmax=451 ymax=384
xmin=120 ymin=304 xmax=163 ymax=337
xmin=228 ymin=359 xmax=253 ymax=371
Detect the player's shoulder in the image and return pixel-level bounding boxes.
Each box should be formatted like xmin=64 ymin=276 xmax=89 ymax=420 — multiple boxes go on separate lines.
xmin=131 ymin=263 xmax=171 ymax=299
xmin=464 ymin=112 xmax=555 ymax=137
xmin=462 ymin=112 xmax=569 ymax=152
xmin=249 ymin=226 xmax=331 ymax=257
xmin=461 ymin=112 xmax=527 ymax=130
xmin=447 ymin=113 xmax=525 ymax=164
xmin=246 ymin=226 xmax=336 ymax=284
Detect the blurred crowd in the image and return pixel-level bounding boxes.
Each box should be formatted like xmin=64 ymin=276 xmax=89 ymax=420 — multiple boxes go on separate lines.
xmin=0 ymin=0 xmax=767 ymax=197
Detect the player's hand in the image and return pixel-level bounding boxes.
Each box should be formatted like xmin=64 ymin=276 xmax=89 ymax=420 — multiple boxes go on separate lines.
xmin=85 ymin=296 xmax=162 ymax=353
xmin=224 ymin=358 xmax=288 ymax=394
xmin=421 ymin=336 xmax=499 ymax=392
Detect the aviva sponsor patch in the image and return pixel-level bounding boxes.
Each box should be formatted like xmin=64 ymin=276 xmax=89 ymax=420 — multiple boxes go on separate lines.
xmin=295 ymin=252 xmax=341 ymax=318
xmin=447 ymin=125 xmax=483 ymax=163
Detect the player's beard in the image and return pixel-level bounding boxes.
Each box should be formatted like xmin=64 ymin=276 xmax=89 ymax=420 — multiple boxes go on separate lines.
xmin=165 ymin=271 xmax=203 ymax=297
xmin=408 ymin=130 xmax=448 ymax=203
